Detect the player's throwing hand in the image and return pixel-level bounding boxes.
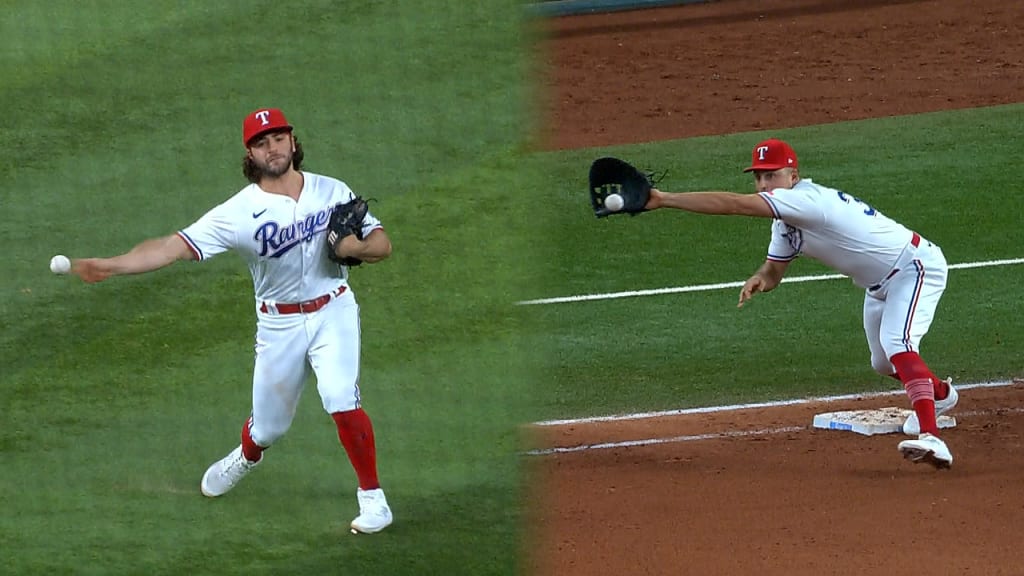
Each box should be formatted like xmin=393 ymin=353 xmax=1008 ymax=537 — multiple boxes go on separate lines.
xmin=737 ymin=274 xmax=770 ymax=308
xmin=71 ymin=258 xmax=112 ymax=284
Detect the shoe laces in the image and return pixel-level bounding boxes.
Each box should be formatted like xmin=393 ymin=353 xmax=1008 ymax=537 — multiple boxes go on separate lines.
xmin=223 ymin=451 xmax=257 ymax=482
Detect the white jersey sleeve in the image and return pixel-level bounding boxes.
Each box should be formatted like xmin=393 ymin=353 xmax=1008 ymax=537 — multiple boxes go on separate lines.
xmin=760 ymin=184 xmax=823 ymax=264
xmin=177 ymin=194 xmax=245 ymax=261
xmin=758 ymin=184 xmax=826 ymax=229
xmin=765 ymin=220 xmax=800 ymax=263
xmin=755 ymin=179 xmax=919 ymax=288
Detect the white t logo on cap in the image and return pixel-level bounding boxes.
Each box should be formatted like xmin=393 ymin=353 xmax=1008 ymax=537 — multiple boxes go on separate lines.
xmin=757 ymin=146 xmax=770 ymax=160
xmin=255 ymin=110 xmax=271 ymax=126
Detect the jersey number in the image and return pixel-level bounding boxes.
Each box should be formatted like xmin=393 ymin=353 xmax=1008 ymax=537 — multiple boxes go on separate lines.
xmin=836 ymin=190 xmax=876 ymax=216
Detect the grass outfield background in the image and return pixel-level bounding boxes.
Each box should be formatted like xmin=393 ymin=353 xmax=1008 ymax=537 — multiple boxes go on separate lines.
xmin=527 ymin=103 xmax=1024 ymax=420
xmin=1 ymin=2 xmax=538 ymax=575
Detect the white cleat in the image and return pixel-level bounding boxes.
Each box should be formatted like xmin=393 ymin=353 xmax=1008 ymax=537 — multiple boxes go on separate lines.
xmin=898 ymin=433 xmax=953 ymax=469
xmin=201 ymin=445 xmax=261 ymax=497
xmin=903 ymin=378 xmax=959 ymax=436
xmin=350 ymin=488 xmax=393 ymax=534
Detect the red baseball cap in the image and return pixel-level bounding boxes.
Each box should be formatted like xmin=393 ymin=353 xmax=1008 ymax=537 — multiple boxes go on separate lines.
xmin=744 ymin=138 xmax=798 ymax=172
xmin=243 ymin=108 xmax=293 ymax=146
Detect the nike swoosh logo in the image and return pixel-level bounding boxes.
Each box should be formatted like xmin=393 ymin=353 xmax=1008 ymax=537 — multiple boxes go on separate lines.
xmin=253 ymin=209 xmax=268 ymax=218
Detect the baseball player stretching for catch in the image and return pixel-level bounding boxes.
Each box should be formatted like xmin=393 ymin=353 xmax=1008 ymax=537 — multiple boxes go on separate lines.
xmin=69 ymin=108 xmax=395 ymax=532
xmin=644 ymin=139 xmax=957 ymax=469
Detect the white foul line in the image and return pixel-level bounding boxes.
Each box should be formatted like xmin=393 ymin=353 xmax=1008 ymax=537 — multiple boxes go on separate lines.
xmin=523 ymin=379 xmax=1023 ymax=456
xmin=516 ymin=257 xmax=1024 ymax=306
xmin=527 ymin=426 xmax=805 ymax=455
xmin=533 ymin=379 xmax=1017 ymax=426
xmin=525 ymin=406 xmax=1024 ymax=456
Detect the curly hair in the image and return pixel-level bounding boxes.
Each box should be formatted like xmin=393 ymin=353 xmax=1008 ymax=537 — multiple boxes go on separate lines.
xmin=242 ymin=135 xmax=304 ymax=183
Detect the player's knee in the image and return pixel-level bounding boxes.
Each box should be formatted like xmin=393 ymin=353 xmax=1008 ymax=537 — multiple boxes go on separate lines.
xmin=871 ymin=355 xmax=894 ymax=376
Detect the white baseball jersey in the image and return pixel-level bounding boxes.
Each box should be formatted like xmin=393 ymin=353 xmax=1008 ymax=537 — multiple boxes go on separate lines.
xmin=757 ymin=178 xmax=917 ymax=289
xmin=176 ymin=171 xmax=382 ymax=305
xmin=757 ymin=177 xmax=948 ymax=373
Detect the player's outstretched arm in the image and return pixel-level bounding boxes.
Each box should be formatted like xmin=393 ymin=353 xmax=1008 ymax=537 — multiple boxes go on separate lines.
xmin=738 ymin=260 xmax=789 ymax=308
xmin=646 ymin=188 xmax=774 ymax=218
xmin=334 ymin=228 xmax=392 ymax=264
xmin=71 ymin=234 xmax=195 ymax=283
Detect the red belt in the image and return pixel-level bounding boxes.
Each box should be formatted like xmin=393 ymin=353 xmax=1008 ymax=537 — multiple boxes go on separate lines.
xmin=260 ymin=285 xmax=346 ymax=315
xmin=869 ymin=232 xmax=922 ymax=291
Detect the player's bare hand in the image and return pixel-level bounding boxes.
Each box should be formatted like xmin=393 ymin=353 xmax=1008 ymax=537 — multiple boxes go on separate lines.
xmin=738 ymin=275 xmax=768 ymax=308
xmin=72 ymin=258 xmax=113 ymax=283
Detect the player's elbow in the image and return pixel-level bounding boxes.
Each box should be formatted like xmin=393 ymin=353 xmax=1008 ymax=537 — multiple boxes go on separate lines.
xmin=364 ymin=230 xmax=392 ymax=262
xmin=375 ymin=232 xmax=392 ymax=258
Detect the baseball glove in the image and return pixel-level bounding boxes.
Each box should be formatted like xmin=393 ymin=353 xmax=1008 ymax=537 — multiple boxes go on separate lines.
xmin=326 ymin=196 xmax=369 ymax=266
xmin=588 ymin=157 xmax=664 ymax=218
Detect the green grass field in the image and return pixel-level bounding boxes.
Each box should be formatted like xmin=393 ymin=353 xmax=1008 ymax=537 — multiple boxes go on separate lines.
xmin=527 ymin=103 xmax=1024 ymax=420
xmin=2 ymin=2 xmax=538 ymax=574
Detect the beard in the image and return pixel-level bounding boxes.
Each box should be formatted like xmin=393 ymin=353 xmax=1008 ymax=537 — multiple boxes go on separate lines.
xmin=253 ymin=152 xmax=293 ymax=179
xmin=242 ymin=138 xmax=303 ymax=184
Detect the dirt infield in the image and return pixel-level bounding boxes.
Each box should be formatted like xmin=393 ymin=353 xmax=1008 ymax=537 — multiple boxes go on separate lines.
xmin=527 ymin=383 xmax=1024 ymax=575
xmin=537 ymin=0 xmax=1023 ymax=150
xmin=528 ymin=1 xmax=1024 ymax=574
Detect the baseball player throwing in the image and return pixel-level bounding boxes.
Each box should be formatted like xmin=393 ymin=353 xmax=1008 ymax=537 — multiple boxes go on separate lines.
xmin=644 ymin=138 xmax=957 ymax=469
xmin=69 ymin=108 xmax=395 ymax=533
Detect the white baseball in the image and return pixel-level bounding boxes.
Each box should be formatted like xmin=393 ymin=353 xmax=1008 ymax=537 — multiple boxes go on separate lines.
xmin=605 ymin=193 xmax=625 ymax=212
xmin=50 ymin=254 xmax=71 ymax=275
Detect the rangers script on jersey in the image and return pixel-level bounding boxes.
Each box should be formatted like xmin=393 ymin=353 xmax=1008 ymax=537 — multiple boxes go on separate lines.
xmin=177 ymin=172 xmax=382 ymax=305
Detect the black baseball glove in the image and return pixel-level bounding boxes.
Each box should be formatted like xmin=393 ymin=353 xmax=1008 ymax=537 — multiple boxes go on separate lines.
xmin=326 ymin=196 xmax=369 ymax=266
xmin=588 ymin=157 xmax=664 ymax=218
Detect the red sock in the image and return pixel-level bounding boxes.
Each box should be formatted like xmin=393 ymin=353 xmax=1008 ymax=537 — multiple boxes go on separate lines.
xmin=890 ymin=352 xmax=940 ymax=435
xmin=332 ymin=408 xmax=380 ymax=490
xmin=908 ymin=385 xmax=939 ymax=435
xmin=240 ymin=416 xmax=265 ymax=462
xmin=889 ymin=371 xmax=948 ymax=400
